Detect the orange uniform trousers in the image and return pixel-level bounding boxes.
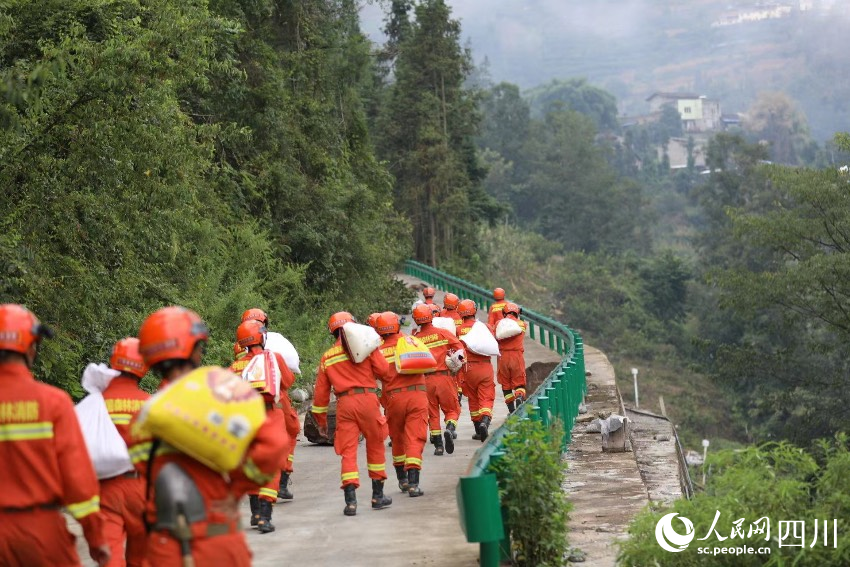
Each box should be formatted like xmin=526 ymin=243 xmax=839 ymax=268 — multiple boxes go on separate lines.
xmin=426 ymin=372 xmax=461 ymax=436
xmin=462 ymin=361 xmax=495 ymax=423
xmin=251 ymin=405 xmax=286 ymax=503
xmin=0 ymin=508 xmax=82 ymax=566
xmin=144 ymin=531 xmax=250 ymax=567
xmin=497 ymin=351 xmax=527 ymax=400
xmin=335 ymin=392 xmax=388 ymax=488
xmin=385 ymin=388 xmax=428 ymax=471
xmin=282 ymin=403 xmax=300 ymax=474
xmin=101 ymin=475 xmax=147 ymax=567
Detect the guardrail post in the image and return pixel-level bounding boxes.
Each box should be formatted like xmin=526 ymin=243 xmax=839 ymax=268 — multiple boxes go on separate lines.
xmin=538 ymin=396 xmax=550 ymax=427
xmin=488 ymin=451 xmax=512 ymax=562
xmin=529 ymin=323 xmax=535 ymax=340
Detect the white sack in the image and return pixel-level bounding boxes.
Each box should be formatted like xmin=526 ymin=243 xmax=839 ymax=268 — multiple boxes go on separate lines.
xmin=445 ymin=349 xmax=466 ymax=373
xmin=496 ymin=317 xmax=524 ymax=340
xmin=431 ymin=317 xmax=457 ymax=336
xmin=75 ymin=363 xmax=132 ymax=479
xmin=460 ymin=321 xmax=500 ymax=357
xmin=341 ymin=322 xmax=382 ymax=363
xmin=265 ymin=331 xmax=301 ymax=374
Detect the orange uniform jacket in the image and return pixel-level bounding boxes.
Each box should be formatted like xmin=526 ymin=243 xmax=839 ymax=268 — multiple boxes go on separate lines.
xmin=311 ymin=340 xmax=390 ymax=427
xmin=487 ymin=302 xmax=508 ymax=328
xmin=0 ymin=361 xmax=106 ymax=546
xmin=413 ymin=324 xmax=464 ymax=371
xmin=103 ymin=375 xmax=152 ymax=468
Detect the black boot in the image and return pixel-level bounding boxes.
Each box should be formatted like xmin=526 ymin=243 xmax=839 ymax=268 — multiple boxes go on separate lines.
xmin=343 ymin=484 xmax=357 ymax=516
xmin=514 ymin=388 xmax=526 ymax=407
xmin=443 ymin=426 xmax=455 ymax=455
xmin=256 ymin=499 xmax=275 ymax=533
xmin=447 ymin=421 xmax=458 ymax=440
xmin=431 ymin=433 xmax=444 ymax=456
xmin=504 ymin=390 xmax=516 ymax=414
xmin=407 ymin=468 xmax=424 ymax=497
xmin=395 ymin=464 xmax=409 ymax=492
xmin=249 ymin=494 xmax=260 ymax=527
xmin=479 ymin=415 xmax=492 ymax=442
xmin=371 ymin=479 xmax=392 ymax=510
xmin=277 ymin=472 xmax=293 ymax=500
xmin=472 ymin=421 xmax=482 ymax=440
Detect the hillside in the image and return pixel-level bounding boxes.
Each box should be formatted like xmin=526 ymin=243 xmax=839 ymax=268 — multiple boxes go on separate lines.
xmin=360 ymin=0 xmax=850 ymax=141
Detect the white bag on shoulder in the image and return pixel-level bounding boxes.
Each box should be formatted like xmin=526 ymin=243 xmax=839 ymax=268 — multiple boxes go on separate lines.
xmin=265 ymin=331 xmax=301 ymax=374
xmin=461 ymin=321 xmax=501 ymax=357
xmin=431 ymin=317 xmax=457 ymax=336
xmin=341 ymin=322 xmax=382 ymax=363
xmin=75 ymin=363 xmax=133 ymax=479
xmin=496 ymin=317 xmax=524 ymax=340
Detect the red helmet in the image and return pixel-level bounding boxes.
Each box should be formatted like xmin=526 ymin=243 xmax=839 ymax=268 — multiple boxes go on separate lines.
xmin=412 ymin=304 xmax=433 ymax=325
xmin=423 ymin=286 xmax=436 ymax=299
xmin=493 ymin=288 xmax=506 ymax=301
xmin=367 ymin=312 xmax=382 ymax=329
xmin=458 ymin=299 xmax=477 ymax=318
xmin=443 ymin=293 xmax=459 ymax=310
xmin=237 ymin=319 xmax=266 ymax=348
xmin=328 ymin=312 xmax=354 ymax=334
xmin=138 ymin=306 xmax=209 ymax=367
xmin=503 ymin=302 xmax=520 ymax=317
xmin=429 ymin=304 xmax=442 ymax=316
xmin=241 ymin=308 xmax=269 ymax=326
xmin=0 ymin=304 xmax=53 ymax=354
xmin=375 ymin=312 xmax=400 ymax=336
xmin=110 ymin=337 xmax=148 ymax=378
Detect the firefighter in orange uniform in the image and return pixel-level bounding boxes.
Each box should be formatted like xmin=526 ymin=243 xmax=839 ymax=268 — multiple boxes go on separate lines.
xmin=441 ymin=293 xmax=465 ymax=404
xmin=375 ymin=312 xmax=429 ymax=496
xmin=240 ymin=308 xmax=300 ymax=502
xmin=310 ymin=312 xmax=392 ymax=516
xmin=100 ymin=338 xmax=151 ymax=567
xmin=495 ymin=303 xmax=528 ymax=413
xmin=422 ymin=287 xmax=436 ymax=305
xmin=0 ymin=304 xmax=111 ymax=567
xmin=138 ymin=306 xmax=287 ymax=567
xmin=487 ymin=288 xmax=508 ymax=328
xmin=412 ymin=304 xmax=463 ymax=456
xmin=457 ymin=300 xmax=496 ymax=442
xmin=441 ymin=293 xmax=462 ymax=329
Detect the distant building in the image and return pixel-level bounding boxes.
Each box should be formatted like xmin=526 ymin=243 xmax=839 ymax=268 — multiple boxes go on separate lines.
xmin=645 ymin=92 xmax=722 ymax=133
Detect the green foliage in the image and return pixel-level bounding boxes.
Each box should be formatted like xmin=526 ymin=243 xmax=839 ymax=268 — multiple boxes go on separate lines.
xmin=619 ymin=438 xmax=850 ymax=566
xmin=525 ymin=78 xmax=619 ymax=132
xmin=491 ymin=417 xmax=571 ymax=567
xmin=0 ymin=0 xmax=410 ymax=394
xmin=375 ymin=0 xmax=499 ymax=266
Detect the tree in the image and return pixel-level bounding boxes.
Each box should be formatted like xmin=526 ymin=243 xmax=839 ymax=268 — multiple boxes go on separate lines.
xmin=744 ymin=92 xmax=811 ymax=165
xmin=376 ymin=0 xmax=494 ymax=266
xmin=525 ymin=78 xmax=619 ymax=132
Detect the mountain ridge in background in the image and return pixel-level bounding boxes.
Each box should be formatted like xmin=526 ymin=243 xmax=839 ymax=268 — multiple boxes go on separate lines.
xmin=360 ymin=0 xmax=850 ymax=141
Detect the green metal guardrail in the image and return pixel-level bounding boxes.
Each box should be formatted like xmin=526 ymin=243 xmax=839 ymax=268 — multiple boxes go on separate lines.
xmin=403 ymin=260 xmax=586 ymax=566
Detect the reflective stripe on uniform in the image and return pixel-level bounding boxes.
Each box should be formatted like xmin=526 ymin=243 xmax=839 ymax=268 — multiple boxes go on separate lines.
xmin=341 ymin=471 xmax=360 ymax=482
xmin=429 ymin=429 xmax=442 ymax=437
xmin=479 ymin=407 xmax=493 ymax=416
xmin=469 ymin=409 xmax=481 ymax=418
xmin=287 ymin=454 xmax=294 ymax=462
xmin=392 ymin=455 xmax=406 ymax=464
xmin=243 ymin=458 xmax=273 ymax=484
xmin=66 ymin=495 xmax=100 ymax=519
xmin=128 ymin=441 xmax=153 ymax=464
xmin=0 ymin=422 xmax=54 ymax=441
xmin=324 ymin=354 xmax=349 ymax=368
xmin=259 ymin=487 xmax=278 ymax=500
xmin=405 ymin=457 xmax=422 ymax=467
xmin=422 ymin=339 xmax=448 ymax=348
xmin=109 ymin=413 xmax=133 ymax=426
xmin=311 ymin=405 xmax=329 ymax=414
xmin=445 ymin=419 xmax=458 ymax=426
xmin=367 ymin=463 xmax=385 ymax=472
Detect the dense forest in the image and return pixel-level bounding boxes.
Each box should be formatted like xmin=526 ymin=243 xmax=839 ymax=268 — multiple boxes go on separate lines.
xmin=2 ymin=0 xmax=850 ymax=456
